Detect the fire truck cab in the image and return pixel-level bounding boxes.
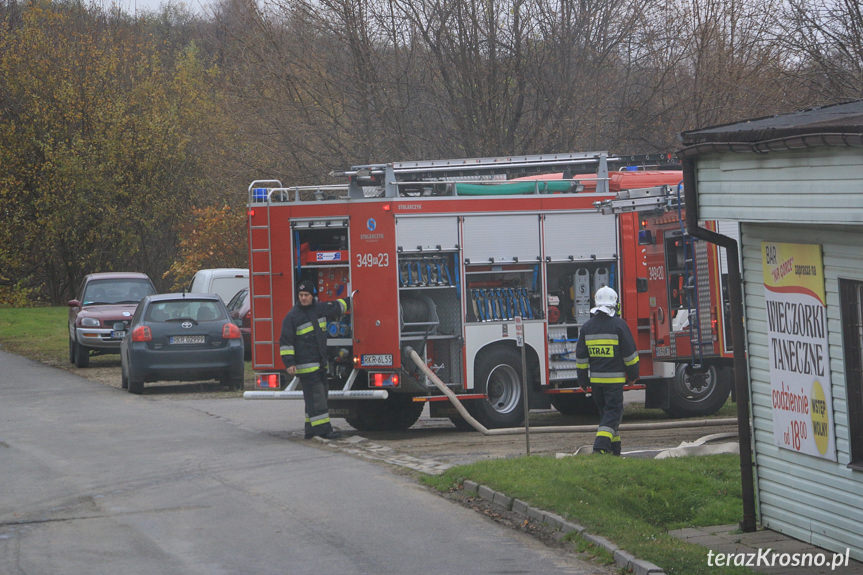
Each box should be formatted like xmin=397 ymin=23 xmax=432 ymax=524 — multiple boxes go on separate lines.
xmin=243 ymin=152 xmax=732 ymax=431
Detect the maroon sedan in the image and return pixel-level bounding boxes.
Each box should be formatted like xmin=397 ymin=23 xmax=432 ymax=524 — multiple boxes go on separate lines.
xmin=68 ymin=272 xmax=157 ymax=367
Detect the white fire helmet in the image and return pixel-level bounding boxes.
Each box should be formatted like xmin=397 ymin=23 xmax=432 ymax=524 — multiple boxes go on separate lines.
xmin=591 ymin=286 xmax=618 ymax=317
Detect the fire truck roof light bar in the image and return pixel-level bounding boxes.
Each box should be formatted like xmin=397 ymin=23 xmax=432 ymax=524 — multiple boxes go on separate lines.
xmin=249 ymin=185 xmax=350 ymax=203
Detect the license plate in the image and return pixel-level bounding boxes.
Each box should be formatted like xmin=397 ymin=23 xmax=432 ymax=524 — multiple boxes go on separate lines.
xmin=170 ymin=335 xmax=205 ymax=344
xmin=361 ymin=354 xmax=393 ymax=366
xmin=110 ymin=330 xmax=126 ymax=339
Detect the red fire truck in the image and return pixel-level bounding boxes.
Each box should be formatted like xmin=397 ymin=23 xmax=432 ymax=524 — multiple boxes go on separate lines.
xmin=243 ymin=152 xmax=733 ymax=431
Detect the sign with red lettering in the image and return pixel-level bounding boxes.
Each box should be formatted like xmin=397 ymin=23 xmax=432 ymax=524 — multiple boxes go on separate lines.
xmin=762 ymin=242 xmax=835 ymax=460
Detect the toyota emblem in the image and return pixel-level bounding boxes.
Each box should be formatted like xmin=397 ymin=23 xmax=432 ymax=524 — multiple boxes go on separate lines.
xmin=181 ymin=321 xmax=193 ymax=329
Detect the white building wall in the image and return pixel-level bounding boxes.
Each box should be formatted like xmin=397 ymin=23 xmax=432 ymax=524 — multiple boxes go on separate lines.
xmin=740 ymin=222 xmax=863 ymax=559
xmin=693 ymin=149 xmax=863 ymax=224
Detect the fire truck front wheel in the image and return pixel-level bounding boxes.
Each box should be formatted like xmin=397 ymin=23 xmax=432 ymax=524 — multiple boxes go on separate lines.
xmin=664 ymin=363 xmax=732 ymax=418
xmin=468 ymin=347 xmax=526 ymax=429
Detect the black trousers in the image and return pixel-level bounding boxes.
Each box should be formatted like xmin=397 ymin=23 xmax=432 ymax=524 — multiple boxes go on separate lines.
xmin=592 ymin=383 xmax=624 ymax=454
xmin=300 ymin=370 xmax=333 ymax=438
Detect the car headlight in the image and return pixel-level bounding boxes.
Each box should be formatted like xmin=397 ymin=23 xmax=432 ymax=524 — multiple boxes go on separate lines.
xmin=80 ymin=317 xmax=101 ymax=327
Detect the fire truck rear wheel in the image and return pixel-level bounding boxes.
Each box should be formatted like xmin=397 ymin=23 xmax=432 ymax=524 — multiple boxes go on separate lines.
xmin=664 ymin=363 xmax=732 ymax=418
xmin=467 ymin=347 xmax=525 ymax=429
xmin=344 ymin=395 xmax=424 ymax=431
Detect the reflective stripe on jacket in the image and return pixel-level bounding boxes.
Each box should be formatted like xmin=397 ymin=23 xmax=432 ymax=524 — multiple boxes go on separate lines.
xmin=575 ymin=312 xmax=639 ymax=385
xmin=279 ymin=298 xmax=348 ymax=373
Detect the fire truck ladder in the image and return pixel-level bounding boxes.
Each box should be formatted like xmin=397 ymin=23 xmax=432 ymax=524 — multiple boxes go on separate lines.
xmin=335 ymin=151 xmax=615 ymax=197
xmin=247 ymin=180 xmax=282 ymax=369
xmin=675 ymin=183 xmax=704 ymax=368
xmin=594 ymin=184 xmax=705 ymax=368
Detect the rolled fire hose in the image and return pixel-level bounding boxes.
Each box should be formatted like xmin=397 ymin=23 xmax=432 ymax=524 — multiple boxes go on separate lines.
xmin=404 ymin=346 xmax=737 ymax=436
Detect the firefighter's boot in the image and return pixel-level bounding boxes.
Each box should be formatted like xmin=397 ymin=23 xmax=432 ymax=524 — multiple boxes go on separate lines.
xmin=593 ymin=426 xmax=614 ymax=454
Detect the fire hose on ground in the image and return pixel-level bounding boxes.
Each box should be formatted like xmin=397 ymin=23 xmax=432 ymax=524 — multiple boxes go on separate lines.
xmin=404 ymin=346 xmax=738 ymax=436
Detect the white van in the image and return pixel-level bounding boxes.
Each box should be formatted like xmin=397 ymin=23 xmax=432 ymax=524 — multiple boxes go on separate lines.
xmin=188 ymin=268 xmax=249 ymax=303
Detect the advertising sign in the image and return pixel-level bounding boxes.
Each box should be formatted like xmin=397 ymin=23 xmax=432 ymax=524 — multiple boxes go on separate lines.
xmin=762 ymin=242 xmax=836 ymax=460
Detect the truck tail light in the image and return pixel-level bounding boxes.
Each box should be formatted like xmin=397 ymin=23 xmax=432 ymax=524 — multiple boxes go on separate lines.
xmin=370 ymin=372 xmax=399 ymax=387
xmin=256 ymin=373 xmax=281 ymax=389
xmin=710 ymin=307 xmax=719 ymax=341
xmin=132 ymin=326 xmax=152 ymax=342
xmin=223 ymin=323 xmax=242 ymax=339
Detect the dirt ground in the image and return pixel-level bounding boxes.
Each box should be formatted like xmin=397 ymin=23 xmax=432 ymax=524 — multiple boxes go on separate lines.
xmin=60 ymin=356 xmax=241 ymax=399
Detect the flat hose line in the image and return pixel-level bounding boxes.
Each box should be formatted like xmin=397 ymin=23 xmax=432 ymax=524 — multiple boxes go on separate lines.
xmin=404 ymin=347 xmax=737 ymax=436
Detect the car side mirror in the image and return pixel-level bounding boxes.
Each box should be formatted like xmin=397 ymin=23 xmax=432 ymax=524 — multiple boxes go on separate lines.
xmin=68 ymin=299 xmax=81 ymax=307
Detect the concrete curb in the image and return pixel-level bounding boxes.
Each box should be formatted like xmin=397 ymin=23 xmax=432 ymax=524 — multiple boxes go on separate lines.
xmin=462 ymin=481 xmax=666 ymax=575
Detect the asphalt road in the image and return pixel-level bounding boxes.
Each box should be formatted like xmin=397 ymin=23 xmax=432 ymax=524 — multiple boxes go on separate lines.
xmin=0 ymin=350 xmax=612 ymax=575
xmin=55 ymin=356 xmax=739 ymax=471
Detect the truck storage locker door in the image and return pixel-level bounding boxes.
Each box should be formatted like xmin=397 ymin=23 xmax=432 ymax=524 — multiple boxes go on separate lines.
xmin=544 ymin=212 xmax=616 ymax=261
xmin=463 ymin=215 xmax=539 ymax=263
xmin=717 ymin=220 xmax=740 ymax=275
xmin=396 ymin=215 xmax=459 ymax=253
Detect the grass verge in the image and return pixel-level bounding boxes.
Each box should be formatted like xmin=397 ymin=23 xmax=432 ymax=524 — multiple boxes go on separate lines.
xmin=0 ymin=306 xmax=69 ymax=366
xmin=0 ymin=306 xmax=255 ymax=383
xmin=423 ymin=454 xmax=755 ymax=575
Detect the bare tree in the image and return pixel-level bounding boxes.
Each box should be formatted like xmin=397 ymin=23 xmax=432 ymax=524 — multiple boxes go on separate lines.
xmin=611 ymin=0 xmax=794 ymax=150
xmin=780 ymin=0 xmax=863 ymax=102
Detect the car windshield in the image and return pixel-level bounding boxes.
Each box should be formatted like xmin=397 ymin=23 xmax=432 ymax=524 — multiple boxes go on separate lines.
xmin=146 ymin=300 xmax=225 ymax=323
xmin=82 ymin=279 xmax=155 ymax=305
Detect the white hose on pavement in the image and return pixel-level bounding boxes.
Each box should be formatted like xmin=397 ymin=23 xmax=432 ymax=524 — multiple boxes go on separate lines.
xmin=404 ymin=346 xmax=737 ymax=436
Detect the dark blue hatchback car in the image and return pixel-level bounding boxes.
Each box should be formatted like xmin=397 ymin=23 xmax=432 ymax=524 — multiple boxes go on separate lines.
xmin=120 ymin=293 xmax=245 ymax=393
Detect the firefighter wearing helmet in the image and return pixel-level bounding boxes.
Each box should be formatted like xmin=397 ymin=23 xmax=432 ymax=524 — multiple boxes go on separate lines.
xmin=279 ymin=280 xmax=351 ymax=439
xmin=575 ymin=286 xmax=640 ymax=455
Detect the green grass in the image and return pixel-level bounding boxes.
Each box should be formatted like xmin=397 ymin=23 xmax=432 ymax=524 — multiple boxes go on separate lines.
xmin=423 ymin=454 xmax=755 ymax=575
xmin=0 ymin=306 xmax=69 ymax=365
xmin=0 ymin=306 xmax=255 ymax=383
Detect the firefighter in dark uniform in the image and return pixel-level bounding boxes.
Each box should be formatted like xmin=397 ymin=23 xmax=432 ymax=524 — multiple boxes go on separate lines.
xmin=279 ymin=280 xmax=350 ymax=439
xmin=575 ymin=286 xmax=639 ymax=455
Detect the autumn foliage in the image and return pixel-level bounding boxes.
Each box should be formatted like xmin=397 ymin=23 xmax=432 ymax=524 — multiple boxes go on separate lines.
xmin=0 ymin=0 xmax=860 ymax=304
xmin=163 ymin=205 xmax=248 ymax=291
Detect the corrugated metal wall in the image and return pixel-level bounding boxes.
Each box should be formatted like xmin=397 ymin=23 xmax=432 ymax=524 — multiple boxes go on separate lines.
xmin=693 ymin=148 xmax=863 ymax=559
xmin=742 ymin=223 xmax=863 ymax=558
xmin=693 ymin=149 xmax=863 ymax=224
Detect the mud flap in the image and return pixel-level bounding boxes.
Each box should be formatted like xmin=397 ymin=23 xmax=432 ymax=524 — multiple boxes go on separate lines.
xmin=645 ymin=379 xmax=670 ymax=410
